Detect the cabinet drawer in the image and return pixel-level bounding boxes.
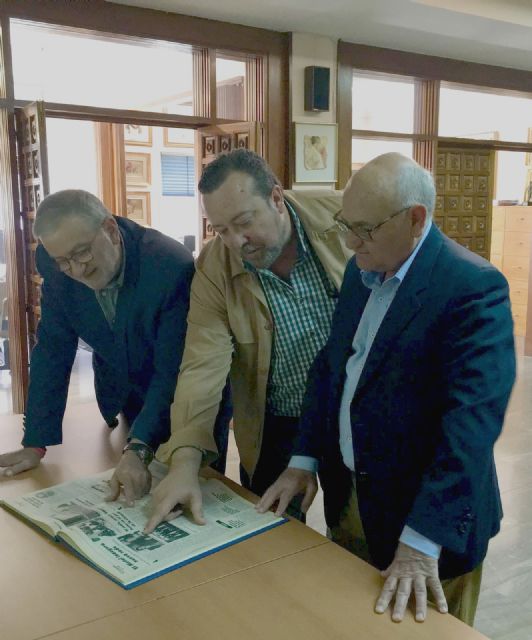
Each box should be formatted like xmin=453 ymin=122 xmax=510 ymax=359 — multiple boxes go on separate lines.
xmin=503 ymin=255 xmax=530 ymax=280
xmin=490 ymin=230 xmax=504 ymax=255
xmin=490 ymin=253 xmax=503 ymax=270
xmin=513 ymin=316 xmax=526 ymax=336
xmin=512 ymin=303 xmax=527 ymax=337
xmin=509 ymin=281 xmax=529 ymax=306
xmin=503 ymin=231 xmax=531 ymax=258
xmin=505 ymin=208 xmax=532 ymax=233
xmin=491 ymin=207 xmax=506 ymax=232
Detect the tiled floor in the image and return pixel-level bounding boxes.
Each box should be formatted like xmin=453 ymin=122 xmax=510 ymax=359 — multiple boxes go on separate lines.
xmin=1 ymin=344 xmax=531 ymax=638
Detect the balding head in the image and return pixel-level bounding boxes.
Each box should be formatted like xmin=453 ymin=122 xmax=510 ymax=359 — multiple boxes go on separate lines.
xmin=344 ymin=153 xmax=435 ymax=224
xmin=340 ymin=153 xmax=435 ymax=276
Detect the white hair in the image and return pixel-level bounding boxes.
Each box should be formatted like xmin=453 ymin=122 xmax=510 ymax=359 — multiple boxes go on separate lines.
xmin=394 ymin=161 xmax=436 ymax=221
xmin=33 ymin=189 xmax=110 ymax=239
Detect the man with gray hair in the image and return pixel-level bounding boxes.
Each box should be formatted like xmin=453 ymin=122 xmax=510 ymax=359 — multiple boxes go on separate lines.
xmin=258 ymin=153 xmax=516 ymax=625
xmin=0 ymin=190 xmax=229 ymax=504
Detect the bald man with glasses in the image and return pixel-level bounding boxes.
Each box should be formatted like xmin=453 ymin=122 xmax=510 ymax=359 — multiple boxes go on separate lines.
xmin=258 ymin=153 xmax=515 ymax=626
xmin=0 ymin=190 xmax=230 ymax=504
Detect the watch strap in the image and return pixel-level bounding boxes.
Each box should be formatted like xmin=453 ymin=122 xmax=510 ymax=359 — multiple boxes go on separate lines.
xmin=123 ymin=442 xmax=154 ymax=466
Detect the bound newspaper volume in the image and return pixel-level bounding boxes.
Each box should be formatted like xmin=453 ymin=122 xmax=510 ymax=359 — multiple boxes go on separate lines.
xmin=0 ymin=464 xmax=285 ymax=589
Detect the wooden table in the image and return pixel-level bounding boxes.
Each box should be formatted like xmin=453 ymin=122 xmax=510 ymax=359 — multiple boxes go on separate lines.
xmin=0 ymin=402 xmax=488 ymax=640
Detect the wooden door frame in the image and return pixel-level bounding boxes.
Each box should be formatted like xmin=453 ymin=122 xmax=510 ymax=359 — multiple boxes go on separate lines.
xmin=0 ymin=0 xmax=289 ymax=185
xmin=0 ymin=3 xmax=288 ymax=412
xmin=0 ymin=15 xmax=28 ymax=413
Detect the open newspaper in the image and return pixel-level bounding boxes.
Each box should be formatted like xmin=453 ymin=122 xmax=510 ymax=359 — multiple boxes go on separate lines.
xmin=1 ymin=463 xmax=285 ymax=589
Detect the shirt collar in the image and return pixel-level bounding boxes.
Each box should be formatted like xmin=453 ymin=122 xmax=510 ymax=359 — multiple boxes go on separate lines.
xmin=102 ymin=234 xmax=126 ymax=291
xmin=361 ymin=221 xmax=432 ymax=289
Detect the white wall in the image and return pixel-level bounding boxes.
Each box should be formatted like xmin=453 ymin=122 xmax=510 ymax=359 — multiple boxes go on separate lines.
xmin=290 ymin=33 xmax=338 ymax=190
xmin=290 ymin=33 xmax=337 ymax=125
xmin=495 ymin=151 xmax=529 ymax=203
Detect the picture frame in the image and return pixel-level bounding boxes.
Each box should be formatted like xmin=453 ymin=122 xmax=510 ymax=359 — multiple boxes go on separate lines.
xmin=294 ymin=122 xmax=337 ymax=183
xmin=126 ymin=192 xmax=151 ymax=226
xmin=124 ymin=124 xmax=152 ymax=146
xmin=125 ymin=152 xmax=151 ymax=186
xmin=163 ymin=127 xmax=195 ymax=148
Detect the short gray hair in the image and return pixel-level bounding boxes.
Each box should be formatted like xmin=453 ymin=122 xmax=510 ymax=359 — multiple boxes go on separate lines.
xmin=33 ymin=190 xmax=111 ymax=239
xmin=394 ymin=162 xmax=436 ymax=221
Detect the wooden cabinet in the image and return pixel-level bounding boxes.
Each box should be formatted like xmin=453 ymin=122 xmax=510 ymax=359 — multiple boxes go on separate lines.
xmin=491 ymin=205 xmax=532 ymax=336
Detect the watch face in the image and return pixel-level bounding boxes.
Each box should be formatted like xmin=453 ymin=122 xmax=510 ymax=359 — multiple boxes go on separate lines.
xmin=126 ymin=444 xmax=154 ymax=466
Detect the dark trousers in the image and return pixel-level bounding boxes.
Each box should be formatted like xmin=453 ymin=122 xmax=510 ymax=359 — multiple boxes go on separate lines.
xmin=240 ymin=413 xmax=305 ymax=521
xmin=210 ymin=380 xmax=232 ymax=474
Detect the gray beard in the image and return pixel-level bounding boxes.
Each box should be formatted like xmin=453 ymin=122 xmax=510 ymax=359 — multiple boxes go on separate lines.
xmin=259 ymin=244 xmax=285 ymax=269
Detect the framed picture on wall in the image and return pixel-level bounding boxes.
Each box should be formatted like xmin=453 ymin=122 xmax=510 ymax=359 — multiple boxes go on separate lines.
xmin=164 ymin=127 xmax=195 ymax=147
xmin=125 ymin=152 xmax=151 ymax=185
xmin=126 ymin=192 xmax=151 ymax=226
xmin=124 ymin=124 xmax=152 ymax=146
xmin=294 ymin=122 xmax=337 ymax=183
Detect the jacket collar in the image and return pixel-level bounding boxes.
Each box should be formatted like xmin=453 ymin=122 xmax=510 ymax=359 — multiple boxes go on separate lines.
xmin=227 ymin=191 xmax=344 ymax=280
xmin=352 ymin=224 xmax=444 ymax=397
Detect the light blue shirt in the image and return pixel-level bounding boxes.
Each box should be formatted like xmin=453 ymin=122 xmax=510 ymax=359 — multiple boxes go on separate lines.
xmin=291 ymin=222 xmax=441 ymax=558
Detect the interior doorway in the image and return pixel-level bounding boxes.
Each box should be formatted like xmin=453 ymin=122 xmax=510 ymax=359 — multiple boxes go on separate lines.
xmin=46 ymin=118 xmax=200 ymax=251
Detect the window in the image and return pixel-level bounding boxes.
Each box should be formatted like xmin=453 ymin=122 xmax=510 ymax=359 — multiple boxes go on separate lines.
xmin=216 ymin=55 xmax=247 ymax=120
xmin=352 ymin=71 xmax=415 ymax=134
xmin=161 ymin=155 xmax=195 ymax=196
xmin=352 ymin=139 xmax=413 ymax=171
xmin=10 ymin=20 xmax=195 ymax=116
xmin=439 ymin=83 xmax=532 ymax=143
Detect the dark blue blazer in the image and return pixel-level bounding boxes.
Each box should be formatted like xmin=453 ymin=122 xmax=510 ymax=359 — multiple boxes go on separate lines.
xmin=23 ymin=217 xmax=195 ymax=449
xmin=295 ymin=225 xmax=516 ymax=579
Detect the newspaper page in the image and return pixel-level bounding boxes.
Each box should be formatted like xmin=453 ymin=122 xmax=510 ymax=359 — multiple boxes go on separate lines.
xmin=2 ymin=463 xmax=285 ymax=587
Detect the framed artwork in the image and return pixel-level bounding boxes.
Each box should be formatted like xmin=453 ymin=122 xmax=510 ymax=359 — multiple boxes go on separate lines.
xmin=294 ymin=122 xmax=337 ymax=183
xmin=125 ymin=152 xmax=151 ymax=185
xmin=164 ymin=127 xmax=195 ymax=147
xmin=124 ymin=124 xmax=152 ymax=146
xmin=126 ymin=192 xmax=151 ymax=226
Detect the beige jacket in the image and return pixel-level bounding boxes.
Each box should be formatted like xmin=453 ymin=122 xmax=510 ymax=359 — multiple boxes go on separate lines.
xmin=157 ymin=189 xmax=351 ymax=476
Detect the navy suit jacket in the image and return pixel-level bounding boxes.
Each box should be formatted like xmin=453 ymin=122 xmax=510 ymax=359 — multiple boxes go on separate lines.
xmin=295 ymin=225 xmax=516 ymax=579
xmin=23 ymin=217 xmax=195 ymax=449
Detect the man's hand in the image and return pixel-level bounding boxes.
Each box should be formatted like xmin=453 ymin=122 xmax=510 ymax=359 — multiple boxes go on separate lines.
xmin=255 ymin=468 xmax=318 ymax=517
xmin=106 ymin=451 xmax=152 ymax=507
xmin=375 ymin=542 xmax=448 ymax=622
xmin=0 ymin=448 xmax=42 ymax=477
xmin=144 ymin=447 xmax=204 ymax=534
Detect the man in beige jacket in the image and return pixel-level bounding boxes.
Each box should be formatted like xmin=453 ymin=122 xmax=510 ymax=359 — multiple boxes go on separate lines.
xmin=145 ymin=149 xmax=350 ymax=532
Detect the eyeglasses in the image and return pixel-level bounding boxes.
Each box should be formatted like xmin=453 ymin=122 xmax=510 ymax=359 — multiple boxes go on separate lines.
xmin=54 ymin=226 xmax=102 ymax=273
xmin=334 ymin=206 xmax=411 ymax=242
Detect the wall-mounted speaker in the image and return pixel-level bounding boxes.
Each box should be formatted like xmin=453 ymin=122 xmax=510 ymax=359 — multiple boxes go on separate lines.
xmin=304 ymin=66 xmax=330 ymax=112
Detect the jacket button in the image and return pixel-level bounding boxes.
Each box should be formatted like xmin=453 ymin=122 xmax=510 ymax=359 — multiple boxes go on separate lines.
xmin=264 ymin=322 xmax=273 ymax=331
xmin=457 ymin=522 xmax=468 ymax=535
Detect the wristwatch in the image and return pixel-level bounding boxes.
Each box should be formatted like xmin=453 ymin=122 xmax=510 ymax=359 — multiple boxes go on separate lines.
xmin=122 ymin=442 xmax=154 ymax=467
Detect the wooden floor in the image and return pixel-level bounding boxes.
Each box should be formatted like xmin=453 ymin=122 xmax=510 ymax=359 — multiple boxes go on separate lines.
xmin=1 ymin=345 xmax=531 ymax=639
